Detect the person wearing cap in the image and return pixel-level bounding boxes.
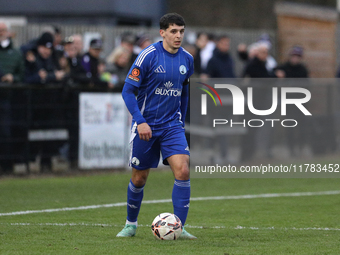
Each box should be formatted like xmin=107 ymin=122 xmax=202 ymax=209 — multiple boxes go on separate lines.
xmin=134 ymin=34 xmax=152 ymax=54
xmin=275 ymin=46 xmax=309 ymax=78
xmin=81 ymin=38 xmax=109 ymax=87
xmin=62 ymin=36 xmax=90 ymax=85
xmin=24 ymin=32 xmax=65 ymax=84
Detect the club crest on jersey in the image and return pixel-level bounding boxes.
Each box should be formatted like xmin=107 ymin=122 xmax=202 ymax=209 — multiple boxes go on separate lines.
xmin=179 ymin=65 xmax=187 ymax=75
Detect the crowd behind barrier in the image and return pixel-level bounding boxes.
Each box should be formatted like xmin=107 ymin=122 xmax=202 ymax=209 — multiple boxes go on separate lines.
xmin=0 ymin=23 xmax=339 ymax=173
xmin=0 ymin=82 xmax=115 ymax=173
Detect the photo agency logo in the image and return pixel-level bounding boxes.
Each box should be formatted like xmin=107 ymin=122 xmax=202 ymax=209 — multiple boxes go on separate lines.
xmin=197 ymin=82 xmax=312 ymax=128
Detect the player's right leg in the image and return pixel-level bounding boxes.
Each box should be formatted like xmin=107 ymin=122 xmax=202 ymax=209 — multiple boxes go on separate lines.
xmin=117 ymin=127 xmax=161 ymax=237
xmin=116 ymin=168 xmax=150 ymax=237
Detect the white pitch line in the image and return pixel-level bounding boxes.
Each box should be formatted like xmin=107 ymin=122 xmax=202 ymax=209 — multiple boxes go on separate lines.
xmin=1 ymin=190 xmax=340 ymax=217
xmin=1 ymin=223 xmax=340 ymax=231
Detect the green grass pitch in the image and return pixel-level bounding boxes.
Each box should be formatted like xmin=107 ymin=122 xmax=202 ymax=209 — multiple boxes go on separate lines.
xmin=0 ymin=170 xmax=340 ymax=254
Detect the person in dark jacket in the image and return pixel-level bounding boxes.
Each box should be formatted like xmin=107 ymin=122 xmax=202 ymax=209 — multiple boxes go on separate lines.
xmin=24 ymin=32 xmax=65 ymax=84
xmin=276 ymin=46 xmax=310 ymax=157
xmin=205 ymin=35 xmax=235 ymax=78
xmin=204 ymin=35 xmax=235 ymax=164
xmin=81 ymin=39 xmax=109 ymax=88
xmin=21 ymin=29 xmax=63 ymax=70
xmin=62 ymin=36 xmax=90 ymax=85
xmin=276 ymin=46 xmax=308 ymax=78
xmin=243 ymin=43 xmax=271 ymax=78
xmin=241 ymin=43 xmax=284 ymax=162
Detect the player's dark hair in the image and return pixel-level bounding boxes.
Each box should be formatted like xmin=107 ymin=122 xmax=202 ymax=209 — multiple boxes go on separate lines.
xmin=159 ymin=13 xmax=185 ymax=30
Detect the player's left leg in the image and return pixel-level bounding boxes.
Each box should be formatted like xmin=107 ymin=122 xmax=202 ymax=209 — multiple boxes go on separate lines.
xmin=167 ymin=154 xmax=190 ymax=223
xmin=160 ymin=126 xmax=196 ymax=239
xmin=167 ymin=154 xmax=196 ymax=239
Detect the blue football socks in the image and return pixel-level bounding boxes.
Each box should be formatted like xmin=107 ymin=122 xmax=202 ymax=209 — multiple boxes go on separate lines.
xmin=126 ymin=179 xmax=144 ymax=223
xmin=172 ymin=179 xmax=191 ymax=226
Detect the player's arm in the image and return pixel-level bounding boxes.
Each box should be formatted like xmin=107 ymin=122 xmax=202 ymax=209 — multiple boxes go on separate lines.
xmin=123 ymin=46 xmax=156 ymax=141
xmin=180 ymin=78 xmax=189 ymax=126
xmin=122 ymin=83 xmax=152 ymax=141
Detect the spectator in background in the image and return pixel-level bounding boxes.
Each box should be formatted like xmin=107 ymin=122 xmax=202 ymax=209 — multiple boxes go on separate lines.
xmin=200 ymin=33 xmax=215 ymax=74
xmin=276 ymin=46 xmax=310 ymax=157
xmin=257 ymin=33 xmax=277 ymax=73
xmin=24 ymin=32 xmax=66 ymax=84
xmin=203 ymin=34 xmax=235 ymax=164
xmin=0 ymin=22 xmax=25 ymax=171
xmin=276 ymin=46 xmax=308 ymax=78
xmin=241 ymin=43 xmax=283 ymax=162
xmin=237 ymin=42 xmax=259 ymax=63
xmin=134 ymin=34 xmax=152 ymax=54
xmin=105 ymin=46 xmax=131 ymax=92
xmin=237 ymin=33 xmax=277 ymax=74
xmin=0 ymin=22 xmax=24 ymax=83
xmin=194 ymin=32 xmax=215 ymax=75
xmin=21 ymin=28 xmax=63 ymax=70
xmin=63 ymin=36 xmax=89 ymax=85
xmin=243 ymin=43 xmax=283 ymax=78
xmin=205 ymin=34 xmax=235 ymax=78
xmin=194 ymin=32 xmax=207 ymax=75
xmin=81 ymin=38 xmax=110 ymax=87
xmin=107 ymin=32 xmax=137 ymax=71
xmin=71 ymin=34 xmax=84 ymax=57
xmin=120 ymin=32 xmax=138 ymax=66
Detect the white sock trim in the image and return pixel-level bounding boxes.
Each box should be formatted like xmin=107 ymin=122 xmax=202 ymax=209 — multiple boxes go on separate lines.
xmin=126 ymin=219 xmax=138 ymax=227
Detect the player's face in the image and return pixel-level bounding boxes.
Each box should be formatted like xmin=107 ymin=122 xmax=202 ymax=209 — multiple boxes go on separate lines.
xmin=160 ymin=24 xmax=185 ymax=53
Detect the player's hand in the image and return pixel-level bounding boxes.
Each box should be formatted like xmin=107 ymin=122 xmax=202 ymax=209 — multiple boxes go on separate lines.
xmin=137 ymin=123 xmax=152 ymax=142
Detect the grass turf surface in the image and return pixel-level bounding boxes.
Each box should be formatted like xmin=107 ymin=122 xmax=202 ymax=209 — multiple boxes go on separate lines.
xmin=0 ymin=170 xmax=340 ymax=254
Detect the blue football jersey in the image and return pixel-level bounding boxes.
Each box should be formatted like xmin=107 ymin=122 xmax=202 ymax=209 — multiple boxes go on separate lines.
xmin=125 ymin=41 xmax=194 ymax=130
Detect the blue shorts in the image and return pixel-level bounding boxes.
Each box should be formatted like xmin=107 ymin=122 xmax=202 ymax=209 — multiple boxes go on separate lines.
xmin=129 ymin=123 xmax=190 ymax=170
